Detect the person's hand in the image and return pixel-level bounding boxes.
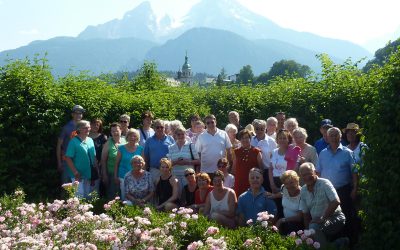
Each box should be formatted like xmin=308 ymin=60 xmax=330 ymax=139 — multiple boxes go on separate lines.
xmin=73 ymin=171 xmax=81 ymax=181
xmin=311 ymin=216 xmax=325 ymax=224
xmin=265 ymin=192 xmax=274 ymax=199
xmin=298 ymin=156 xmax=306 ymax=164
xmin=271 ymin=185 xmax=279 ymax=194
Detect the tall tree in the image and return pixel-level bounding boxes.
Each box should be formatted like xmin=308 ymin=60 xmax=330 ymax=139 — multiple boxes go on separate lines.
xmin=236 ymin=65 xmax=254 ymax=84
xmin=363 ymin=37 xmax=400 ymax=72
xmin=267 ymin=59 xmax=311 ymax=80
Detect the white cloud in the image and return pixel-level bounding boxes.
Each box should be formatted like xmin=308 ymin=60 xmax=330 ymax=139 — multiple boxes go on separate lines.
xmin=18 ymin=28 xmax=39 ymax=35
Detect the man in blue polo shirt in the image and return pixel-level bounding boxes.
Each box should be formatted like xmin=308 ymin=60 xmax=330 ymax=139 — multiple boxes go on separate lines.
xmin=314 ymin=119 xmax=333 ymax=155
xmin=237 ymin=168 xmax=277 ymax=226
xmin=317 ymin=127 xmax=357 ymax=245
xmin=144 ymin=119 xmax=175 ymax=182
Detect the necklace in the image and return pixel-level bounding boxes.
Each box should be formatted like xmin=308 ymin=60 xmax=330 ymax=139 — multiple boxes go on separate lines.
xmin=241 ymin=147 xmax=251 ymax=162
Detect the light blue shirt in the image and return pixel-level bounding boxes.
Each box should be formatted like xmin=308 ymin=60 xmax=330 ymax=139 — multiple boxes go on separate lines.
xmin=317 ymin=144 xmax=355 ymax=188
xmin=144 ymin=134 xmax=175 ymax=169
xmin=237 ymin=187 xmax=277 ymax=222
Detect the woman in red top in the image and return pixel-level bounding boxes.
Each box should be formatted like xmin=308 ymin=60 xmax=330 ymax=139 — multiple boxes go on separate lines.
xmin=194 ymin=172 xmax=213 ymax=213
xmin=233 ymin=129 xmax=263 ymax=197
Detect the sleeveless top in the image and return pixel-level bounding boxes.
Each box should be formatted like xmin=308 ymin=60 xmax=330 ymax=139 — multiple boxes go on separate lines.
xmin=156 ymin=175 xmax=173 ymax=205
xmin=183 ymin=185 xmax=198 ymax=206
xmin=210 ymin=188 xmax=230 ymax=214
xmin=106 ymin=137 xmax=126 ymax=174
xmin=92 ymin=134 xmax=107 ymax=162
xmin=118 ymin=144 xmax=143 ymax=178
xmin=234 ymin=146 xmax=261 ymax=196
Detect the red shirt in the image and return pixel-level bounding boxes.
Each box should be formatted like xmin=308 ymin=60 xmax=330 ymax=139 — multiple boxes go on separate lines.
xmin=194 ymin=186 xmax=213 ymax=204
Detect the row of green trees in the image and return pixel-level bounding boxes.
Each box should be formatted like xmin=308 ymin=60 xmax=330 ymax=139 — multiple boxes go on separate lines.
xmin=0 ymin=48 xmax=399 ymax=248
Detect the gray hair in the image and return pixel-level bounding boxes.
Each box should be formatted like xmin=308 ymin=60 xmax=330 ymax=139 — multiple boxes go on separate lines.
xmin=130 ymin=155 xmax=145 ymax=165
xmin=252 ymin=119 xmax=267 ymax=128
xmin=174 ymin=126 xmax=186 ymax=135
xmin=284 ymin=118 xmax=299 ymax=130
xmin=229 ymin=111 xmax=239 ymax=117
xmin=76 ymin=120 xmax=90 ymax=133
xmin=154 ymin=119 xmax=165 ymax=127
xmin=327 ymin=127 xmax=342 ymax=138
xmin=119 ymin=114 xmax=130 ymax=122
xmin=293 ymin=127 xmax=308 ymax=139
xmin=170 ymin=120 xmax=184 ymax=130
xmin=225 ymin=123 xmax=238 ymax=133
xmin=266 ymin=117 xmax=278 ymax=125
xmin=299 ymin=162 xmax=316 ymax=174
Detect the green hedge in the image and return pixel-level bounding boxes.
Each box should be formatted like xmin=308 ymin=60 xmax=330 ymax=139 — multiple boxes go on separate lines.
xmin=0 ymin=55 xmax=377 ymax=201
xmin=360 ymin=49 xmax=400 ymax=249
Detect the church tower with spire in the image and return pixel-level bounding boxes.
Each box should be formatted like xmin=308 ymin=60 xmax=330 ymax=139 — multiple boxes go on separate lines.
xmin=176 ymin=51 xmax=192 ymax=84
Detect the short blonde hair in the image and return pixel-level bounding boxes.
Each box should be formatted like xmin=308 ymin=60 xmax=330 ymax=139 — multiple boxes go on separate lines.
xmin=292 ymin=127 xmax=308 ymax=139
xmin=225 ymin=123 xmax=238 ymax=133
xmin=130 ymin=155 xmax=145 ymax=165
xmin=126 ymin=128 xmax=140 ymax=143
xmin=160 ymin=158 xmax=172 ymax=170
xmin=284 ymin=118 xmax=299 ymax=130
xmin=280 ymin=170 xmax=300 ymax=183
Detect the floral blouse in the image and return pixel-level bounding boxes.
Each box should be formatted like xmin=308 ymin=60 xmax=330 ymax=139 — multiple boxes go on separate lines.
xmin=124 ymin=171 xmax=154 ymax=199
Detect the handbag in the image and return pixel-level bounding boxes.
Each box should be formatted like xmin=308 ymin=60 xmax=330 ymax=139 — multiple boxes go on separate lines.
xmin=189 ymin=143 xmax=200 ymax=173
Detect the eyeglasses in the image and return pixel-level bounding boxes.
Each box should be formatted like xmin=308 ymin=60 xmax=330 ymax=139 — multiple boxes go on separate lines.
xmin=278 ymin=129 xmax=288 ymax=132
xmin=185 ymin=172 xmax=194 ymax=177
xmin=156 ymin=126 xmax=164 ymax=129
xmin=218 ymin=164 xmax=227 ymax=168
xmin=255 ymin=127 xmax=265 ymax=131
xmin=119 ymin=120 xmax=128 ymax=123
xmin=176 ymin=133 xmax=185 ymax=136
xmin=206 ymin=121 xmax=215 ymax=125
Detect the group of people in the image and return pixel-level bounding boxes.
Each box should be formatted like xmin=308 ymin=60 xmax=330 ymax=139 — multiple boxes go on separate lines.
xmin=57 ymin=106 xmax=366 ymax=248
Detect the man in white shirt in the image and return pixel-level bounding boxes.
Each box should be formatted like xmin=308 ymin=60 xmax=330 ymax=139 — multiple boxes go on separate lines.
xmin=196 ymin=114 xmax=232 ymax=179
xmin=251 ymin=119 xmax=277 ymax=192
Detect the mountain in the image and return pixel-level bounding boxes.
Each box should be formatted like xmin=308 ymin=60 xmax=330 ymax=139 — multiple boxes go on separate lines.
xmin=78 ymin=0 xmax=371 ymax=61
xmin=78 ymin=1 xmax=173 ymax=42
xmin=145 ymin=27 xmax=334 ymax=75
xmin=0 ymin=37 xmax=157 ymax=76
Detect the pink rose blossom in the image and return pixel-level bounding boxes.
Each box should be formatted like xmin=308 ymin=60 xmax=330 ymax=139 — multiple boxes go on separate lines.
xmin=306 ymin=238 xmax=314 ymax=245
xmin=313 ymin=242 xmax=321 ymax=249
xmin=295 ymin=239 xmax=302 ymax=246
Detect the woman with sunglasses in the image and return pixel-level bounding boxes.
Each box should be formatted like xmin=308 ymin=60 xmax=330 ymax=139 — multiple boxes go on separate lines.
xmin=180 ymin=168 xmax=198 ymax=207
xmin=217 ymin=158 xmax=235 ymax=188
xmin=168 ymin=127 xmax=200 ymax=193
xmin=118 ymin=114 xmax=130 ymax=139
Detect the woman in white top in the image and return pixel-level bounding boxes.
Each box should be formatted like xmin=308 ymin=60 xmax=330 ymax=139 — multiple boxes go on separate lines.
xmin=217 ymin=158 xmax=235 ymax=189
xmin=269 ymin=129 xmax=292 ymax=218
xmin=203 ymin=170 xmax=237 ymax=228
xmin=269 ymin=170 xmax=304 ymax=235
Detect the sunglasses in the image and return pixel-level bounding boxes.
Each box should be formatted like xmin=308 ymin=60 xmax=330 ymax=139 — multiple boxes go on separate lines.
xmin=119 ymin=120 xmax=128 ymax=123
xmin=185 ymin=172 xmax=194 ymax=177
xmin=218 ymin=164 xmax=227 ymax=168
xmin=156 ymin=126 xmax=164 ymax=129
xmin=206 ymin=121 xmax=215 ymax=125
xmin=255 ymin=127 xmax=265 ymax=131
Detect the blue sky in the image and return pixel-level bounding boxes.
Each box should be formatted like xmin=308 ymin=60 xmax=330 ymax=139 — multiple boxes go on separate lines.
xmin=1 ymin=0 xmax=399 ymax=53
